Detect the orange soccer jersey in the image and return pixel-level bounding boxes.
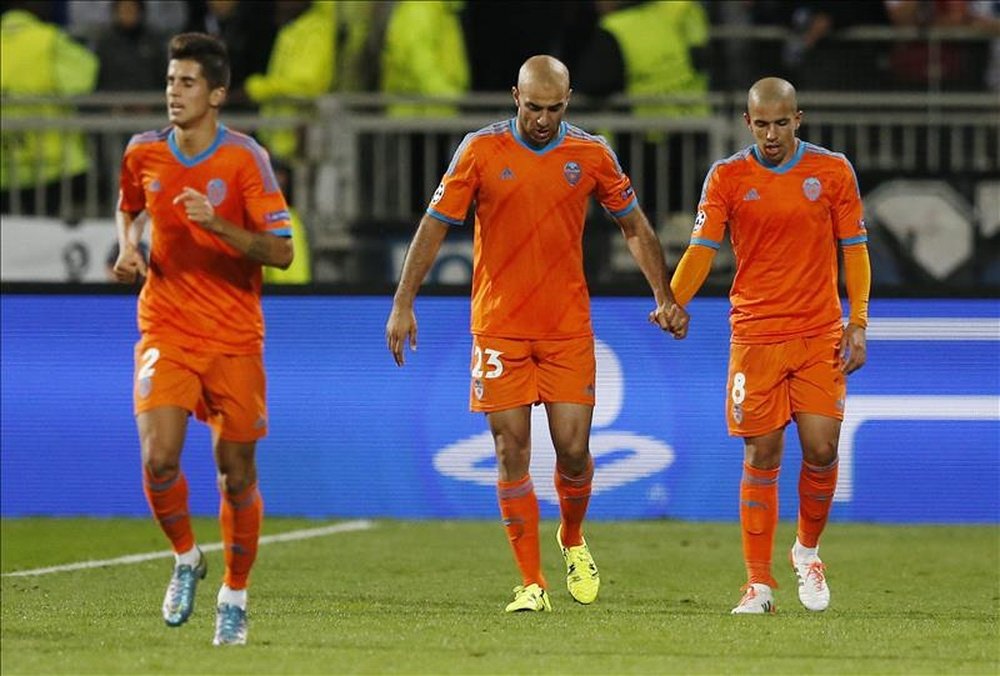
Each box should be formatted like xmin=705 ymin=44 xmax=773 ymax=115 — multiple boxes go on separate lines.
xmin=118 ymin=125 xmax=292 ymax=354
xmin=692 ymin=141 xmax=867 ymax=343
xmin=428 ymin=119 xmax=637 ymax=339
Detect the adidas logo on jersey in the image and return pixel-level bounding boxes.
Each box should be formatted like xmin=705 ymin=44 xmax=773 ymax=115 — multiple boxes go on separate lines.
xmin=500 ymin=168 xmax=515 ymax=181
xmin=743 ymin=188 xmax=760 ymax=201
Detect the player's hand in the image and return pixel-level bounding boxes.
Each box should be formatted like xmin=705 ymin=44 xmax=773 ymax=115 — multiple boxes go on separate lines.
xmin=648 ymin=302 xmax=689 ymax=340
xmin=173 ymin=187 xmax=217 ymax=230
xmin=111 ymin=244 xmax=147 ymax=283
xmin=839 ymin=323 xmax=867 ymax=374
xmin=386 ymin=303 xmax=418 ymax=366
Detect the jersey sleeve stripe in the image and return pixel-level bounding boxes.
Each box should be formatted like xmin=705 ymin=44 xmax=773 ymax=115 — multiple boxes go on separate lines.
xmin=268 ymin=226 xmax=292 ymax=237
xmin=426 ymin=207 xmax=465 ymax=226
xmin=221 ymin=130 xmax=280 ymax=193
xmin=840 ymin=235 xmax=868 ymax=246
xmin=608 ymin=199 xmax=637 ymax=218
xmin=690 ymin=237 xmax=721 ymax=250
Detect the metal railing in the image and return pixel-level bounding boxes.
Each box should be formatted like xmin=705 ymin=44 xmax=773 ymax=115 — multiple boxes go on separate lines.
xmin=3 ymin=90 xmax=998 ymax=285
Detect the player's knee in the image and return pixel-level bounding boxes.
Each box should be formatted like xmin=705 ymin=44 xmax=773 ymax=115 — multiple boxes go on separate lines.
xmin=143 ymin=454 xmax=179 ymax=479
xmin=217 ymin=467 xmax=256 ymax=495
xmin=554 ymin=446 xmax=590 ymax=476
xmin=803 ymin=440 xmax=838 ymax=467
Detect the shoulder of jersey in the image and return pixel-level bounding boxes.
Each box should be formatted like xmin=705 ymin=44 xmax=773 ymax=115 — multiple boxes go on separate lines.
xmin=126 ymin=127 xmax=171 ymax=150
xmin=563 ymin=123 xmax=615 ymax=151
xmin=708 ymin=145 xmax=755 ymax=178
xmin=800 ymin=141 xmax=852 ymax=170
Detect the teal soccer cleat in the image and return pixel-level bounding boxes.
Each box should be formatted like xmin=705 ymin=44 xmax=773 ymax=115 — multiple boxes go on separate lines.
xmin=162 ymin=548 xmax=207 ymax=627
xmin=213 ymin=603 xmax=249 ymax=645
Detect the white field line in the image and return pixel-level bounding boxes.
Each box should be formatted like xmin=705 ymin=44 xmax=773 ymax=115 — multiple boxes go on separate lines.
xmin=2 ymin=519 xmax=375 ymax=578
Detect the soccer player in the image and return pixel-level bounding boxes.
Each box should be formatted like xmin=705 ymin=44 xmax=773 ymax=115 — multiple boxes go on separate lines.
xmin=670 ymin=77 xmax=871 ymax=614
xmin=386 ymin=55 xmax=689 ymax=612
xmin=112 ymin=33 xmax=294 ymax=645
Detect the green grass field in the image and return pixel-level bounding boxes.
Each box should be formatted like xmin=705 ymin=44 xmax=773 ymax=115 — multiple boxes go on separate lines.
xmin=2 ymin=518 xmax=997 ymax=674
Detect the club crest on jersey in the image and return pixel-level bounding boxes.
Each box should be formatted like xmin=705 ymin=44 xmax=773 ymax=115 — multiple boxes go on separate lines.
xmin=802 ymin=177 xmax=822 ymax=201
xmin=207 ymin=178 xmax=227 ymax=206
xmin=149 ymin=178 xmax=161 ymax=193
xmin=563 ymin=161 xmax=582 ymax=186
xmin=731 ymin=402 xmax=744 ymax=424
xmin=473 ymin=377 xmax=484 ymax=400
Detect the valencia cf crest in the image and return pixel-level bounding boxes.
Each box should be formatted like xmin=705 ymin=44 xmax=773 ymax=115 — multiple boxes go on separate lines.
xmin=473 ymin=377 xmax=484 ymax=400
xmin=802 ymin=177 xmax=822 ymax=201
xmin=207 ymin=178 xmax=227 ymax=206
xmin=563 ymin=161 xmax=582 ymax=186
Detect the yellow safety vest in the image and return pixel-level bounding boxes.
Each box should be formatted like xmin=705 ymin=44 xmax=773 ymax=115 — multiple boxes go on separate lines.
xmin=381 ymin=1 xmax=469 ymax=118
xmin=600 ymin=1 xmax=709 ymax=118
xmin=1 ymin=10 xmax=98 ymax=189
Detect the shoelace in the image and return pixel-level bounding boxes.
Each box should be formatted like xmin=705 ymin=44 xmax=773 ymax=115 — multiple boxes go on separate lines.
xmin=804 ymin=562 xmax=827 ymax=590
xmin=217 ymin=606 xmax=245 ymax=639
xmin=166 ymin=566 xmax=195 ymax=609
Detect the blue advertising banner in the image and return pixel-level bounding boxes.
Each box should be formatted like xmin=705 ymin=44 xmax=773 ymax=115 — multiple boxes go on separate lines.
xmin=1 ymin=294 xmax=997 ymax=523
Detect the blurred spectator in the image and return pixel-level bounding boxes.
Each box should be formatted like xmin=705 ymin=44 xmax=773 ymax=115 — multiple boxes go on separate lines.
xmin=381 ymin=1 xmax=469 ymax=117
xmin=1 ymin=1 xmax=98 ymax=216
xmin=94 ymin=0 xmax=166 ymax=92
xmin=464 ymin=1 xmax=597 ymax=92
xmin=969 ymin=0 xmax=1000 ymax=91
xmin=244 ymin=0 xmax=335 ymax=160
xmin=66 ymin=0 xmax=187 ymax=45
xmin=185 ymin=0 xmax=275 ymax=94
xmin=781 ymin=1 xmax=891 ymax=90
xmin=885 ymin=0 xmax=985 ymax=90
xmin=575 ymin=0 xmax=709 ymax=117
xmin=336 ymin=1 xmax=393 ymax=93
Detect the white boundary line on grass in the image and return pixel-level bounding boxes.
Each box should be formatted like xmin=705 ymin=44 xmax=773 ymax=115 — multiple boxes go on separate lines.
xmin=2 ymin=519 xmax=375 ymax=578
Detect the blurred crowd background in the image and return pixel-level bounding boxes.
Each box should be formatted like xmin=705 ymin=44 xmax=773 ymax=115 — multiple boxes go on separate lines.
xmin=1 ymin=0 xmax=998 ymax=292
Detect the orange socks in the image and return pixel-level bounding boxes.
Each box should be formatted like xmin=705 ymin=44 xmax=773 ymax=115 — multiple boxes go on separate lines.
xmin=143 ymin=466 xmax=194 ymax=554
xmin=497 ymin=474 xmax=545 ymax=588
xmin=554 ymin=458 xmax=594 ymax=547
xmin=798 ymin=458 xmax=839 ymax=548
xmin=740 ymin=462 xmax=780 ymax=588
xmin=219 ymin=482 xmax=263 ymax=590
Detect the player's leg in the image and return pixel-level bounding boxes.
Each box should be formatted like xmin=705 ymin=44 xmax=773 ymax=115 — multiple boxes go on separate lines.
xmin=134 ymin=339 xmax=207 ymax=627
xmin=546 ymin=402 xmax=600 ymax=604
xmin=727 ymin=342 xmax=790 ymax=614
xmin=489 ymin=406 xmax=550 ymax=612
xmin=538 ymin=336 xmax=600 ymax=604
xmin=213 ymin=435 xmax=261 ymax=645
xmin=788 ymin=332 xmax=845 ymax=611
xmin=201 ymin=352 xmax=268 ymax=643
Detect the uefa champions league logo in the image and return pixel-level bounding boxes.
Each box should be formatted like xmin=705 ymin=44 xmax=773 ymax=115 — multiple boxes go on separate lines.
xmin=433 ymin=339 xmax=675 ymax=506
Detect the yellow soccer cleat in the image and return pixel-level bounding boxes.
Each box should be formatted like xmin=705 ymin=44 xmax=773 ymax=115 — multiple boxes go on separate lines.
xmin=556 ymin=525 xmax=600 ymax=604
xmin=504 ymin=583 xmax=552 ymax=613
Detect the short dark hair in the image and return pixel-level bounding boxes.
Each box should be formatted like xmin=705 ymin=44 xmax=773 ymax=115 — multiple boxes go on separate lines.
xmin=168 ymin=32 xmax=230 ymax=90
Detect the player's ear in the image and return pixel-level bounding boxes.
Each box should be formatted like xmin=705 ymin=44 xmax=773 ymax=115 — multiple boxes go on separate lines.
xmin=511 ymin=86 xmax=519 ymax=107
xmin=209 ymin=86 xmax=227 ymax=108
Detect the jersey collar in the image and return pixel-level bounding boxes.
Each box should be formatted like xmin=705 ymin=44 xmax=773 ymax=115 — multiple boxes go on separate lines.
xmin=509 ymin=118 xmax=567 ymax=155
xmin=168 ymin=124 xmax=227 ymax=167
xmin=751 ymin=139 xmax=805 ymax=174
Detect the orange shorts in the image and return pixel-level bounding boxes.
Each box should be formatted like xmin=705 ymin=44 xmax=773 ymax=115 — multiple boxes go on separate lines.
xmin=726 ymin=330 xmax=845 ymax=437
xmin=468 ymin=334 xmax=596 ymax=413
xmin=133 ymin=336 xmax=268 ymax=442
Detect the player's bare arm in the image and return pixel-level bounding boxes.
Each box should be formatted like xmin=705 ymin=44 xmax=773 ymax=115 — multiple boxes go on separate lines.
xmin=615 ymin=207 xmax=689 ymax=339
xmin=112 ymin=210 xmax=148 ymax=283
xmin=173 ymin=187 xmax=294 ymax=269
xmin=386 ymin=215 xmax=450 ymax=366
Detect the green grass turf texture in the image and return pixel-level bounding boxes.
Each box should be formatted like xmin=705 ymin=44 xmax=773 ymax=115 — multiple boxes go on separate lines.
xmin=2 ymin=518 xmax=997 ymax=674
